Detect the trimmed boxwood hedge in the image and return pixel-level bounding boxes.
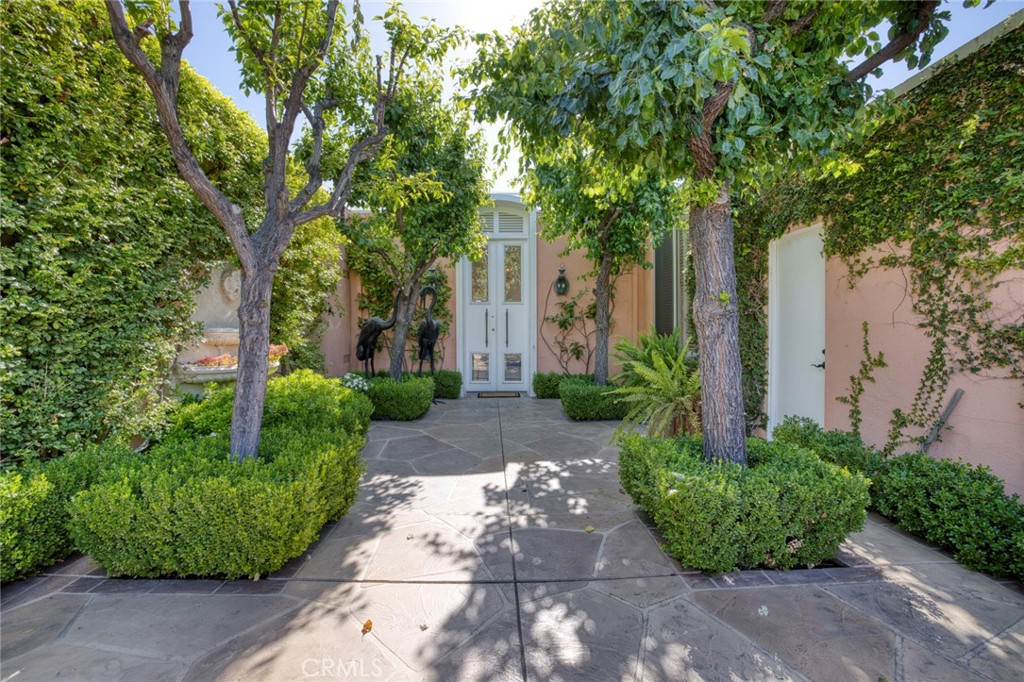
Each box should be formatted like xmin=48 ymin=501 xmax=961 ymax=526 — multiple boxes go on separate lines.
xmin=619 ymin=433 xmax=870 ymax=573
xmin=772 ymin=416 xmax=884 ymax=477
xmin=873 ymin=453 xmax=1024 ymax=579
xmin=432 ymin=369 xmax=462 ymax=399
xmin=367 ymin=375 xmax=434 ymax=421
xmin=0 ymin=472 xmax=58 ymax=583
xmin=559 ymin=377 xmax=628 ymax=421
xmin=1 ymin=445 xmax=138 ymax=583
xmin=532 ymin=371 xmax=592 ymax=399
xmin=772 ymin=417 xmax=1024 ymax=580
xmin=67 ymin=371 xmax=371 ymax=579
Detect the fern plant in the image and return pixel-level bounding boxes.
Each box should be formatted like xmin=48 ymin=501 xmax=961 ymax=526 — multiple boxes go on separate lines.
xmin=614 ymin=325 xmax=685 ymax=386
xmin=612 ymin=336 xmax=701 ymax=438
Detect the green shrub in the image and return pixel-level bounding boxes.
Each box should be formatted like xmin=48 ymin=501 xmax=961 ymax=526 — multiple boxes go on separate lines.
xmin=619 ymin=433 xmax=870 ymax=573
xmin=773 ymin=417 xmax=1024 ymax=580
xmin=559 ymin=378 xmax=628 ymax=421
xmin=613 ymin=325 xmax=696 ymax=387
xmin=532 ymin=372 xmax=592 ymax=399
xmin=1 ymin=471 xmax=59 ymax=583
xmin=367 ymin=376 xmax=434 ymax=421
xmin=432 ymin=369 xmax=462 ymax=399
xmin=873 ymin=453 xmax=1024 ymax=579
xmin=772 ymin=416 xmax=884 ymax=477
xmin=171 ymin=370 xmax=371 ymax=441
xmin=68 ymin=373 xmax=371 ymax=579
xmin=612 ymin=337 xmax=700 ymax=438
xmin=1 ymin=445 xmax=138 ymax=583
xmin=1012 ymin=532 xmax=1024 ymax=581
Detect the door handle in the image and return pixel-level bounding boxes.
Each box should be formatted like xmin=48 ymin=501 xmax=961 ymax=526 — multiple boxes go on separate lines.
xmin=485 ymin=309 xmax=488 ymax=348
xmin=811 ymin=362 xmax=825 ymax=369
xmin=505 ymin=309 xmax=509 ymax=348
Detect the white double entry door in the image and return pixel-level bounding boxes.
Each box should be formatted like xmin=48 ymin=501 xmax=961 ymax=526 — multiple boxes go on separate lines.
xmin=460 ymin=238 xmax=531 ymax=392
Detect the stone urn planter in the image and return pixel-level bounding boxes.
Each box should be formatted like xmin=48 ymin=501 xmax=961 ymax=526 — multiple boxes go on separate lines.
xmin=172 ymin=360 xmax=281 ymax=395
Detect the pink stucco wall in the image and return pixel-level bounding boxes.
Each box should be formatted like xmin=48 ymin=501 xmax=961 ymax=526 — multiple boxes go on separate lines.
xmin=535 ymin=232 xmax=654 ymax=376
xmin=824 ymin=249 xmax=1024 ymax=497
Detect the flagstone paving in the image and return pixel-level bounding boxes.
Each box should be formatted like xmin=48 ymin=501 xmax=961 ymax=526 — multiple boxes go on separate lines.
xmin=2 ymin=396 xmax=1022 ymax=681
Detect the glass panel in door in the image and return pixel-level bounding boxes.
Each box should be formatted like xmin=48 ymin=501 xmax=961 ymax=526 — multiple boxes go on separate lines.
xmin=471 ymin=254 xmax=489 ymax=303
xmin=472 ymin=353 xmax=489 ymax=382
xmin=504 ymin=245 xmax=521 ymax=303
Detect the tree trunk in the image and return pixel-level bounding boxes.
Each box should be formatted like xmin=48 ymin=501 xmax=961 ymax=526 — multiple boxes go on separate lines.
xmin=689 ymin=187 xmax=747 ymax=464
xmin=231 ymin=265 xmax=275 ymax=461
xmin=593 ymin=249 xmax=614 ymax=385
xmin=388 ymin=288 xmax=417 ymax=380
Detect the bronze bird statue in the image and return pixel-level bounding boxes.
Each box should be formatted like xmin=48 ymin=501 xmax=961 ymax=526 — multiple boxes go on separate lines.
xmin=417 ymin=285 xmax=441 ymax=376
xmin=356 ymin=291 xmax=401 ymax=378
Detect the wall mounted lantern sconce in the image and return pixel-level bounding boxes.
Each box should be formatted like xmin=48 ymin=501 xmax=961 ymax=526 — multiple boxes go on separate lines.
xmin=554 ymin=264 xmax=570 ymax=296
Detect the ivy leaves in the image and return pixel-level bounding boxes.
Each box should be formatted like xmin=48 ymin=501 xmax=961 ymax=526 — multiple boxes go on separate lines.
xmin=740 ymin=25 xmax=1024 ymax=443
xmin=1 ymin=1 xmax=342 ymax=462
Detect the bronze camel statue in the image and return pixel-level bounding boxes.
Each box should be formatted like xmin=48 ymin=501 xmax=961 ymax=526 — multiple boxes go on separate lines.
xmin=417 ymin=285 xmax=441 ymax=376
xmin=356 ymin=291 xmax=401 ymax=378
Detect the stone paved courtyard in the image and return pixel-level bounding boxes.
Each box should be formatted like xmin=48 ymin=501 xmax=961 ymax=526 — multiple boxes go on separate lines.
xmin=2 ymin=397 xmax=1022 ymax=681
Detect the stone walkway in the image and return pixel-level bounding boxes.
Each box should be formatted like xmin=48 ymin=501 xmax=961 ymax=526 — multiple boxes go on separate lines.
xmin=2 ymin=397 xmax=1022 ymax=681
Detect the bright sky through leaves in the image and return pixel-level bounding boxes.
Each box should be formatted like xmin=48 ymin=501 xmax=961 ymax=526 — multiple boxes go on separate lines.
xmin=182 ymin=0 xmax=1023 ymax=193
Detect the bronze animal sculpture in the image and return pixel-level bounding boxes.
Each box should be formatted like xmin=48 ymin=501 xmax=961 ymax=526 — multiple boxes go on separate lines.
xmin=356 ymin=291 xmax=401 ymax=378
xmin=417 ymin=285 xmax=441 ymax=376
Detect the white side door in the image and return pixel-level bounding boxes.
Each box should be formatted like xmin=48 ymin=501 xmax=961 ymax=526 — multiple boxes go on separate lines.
xmin=462 ymin=239 xmax=530 ymax=392
xmin=768 ymin=225 xmax=826 ymax=435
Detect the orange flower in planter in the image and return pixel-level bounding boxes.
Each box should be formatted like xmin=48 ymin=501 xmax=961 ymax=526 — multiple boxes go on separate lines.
xmin=191 ymin=345 xmax=288 ymax=368
xmin=195 ymin=354 xmax=238 ymax=367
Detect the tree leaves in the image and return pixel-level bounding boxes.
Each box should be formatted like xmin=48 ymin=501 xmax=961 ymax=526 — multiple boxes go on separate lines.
xmin=467 ymin=0 xmax=958 ymax=200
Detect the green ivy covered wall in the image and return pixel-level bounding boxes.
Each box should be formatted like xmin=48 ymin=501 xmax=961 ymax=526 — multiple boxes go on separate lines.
xmin=1 ymin=1 xmax=341 ymax=463
xmin=735 ymin=23 xmax=1023 ymax=452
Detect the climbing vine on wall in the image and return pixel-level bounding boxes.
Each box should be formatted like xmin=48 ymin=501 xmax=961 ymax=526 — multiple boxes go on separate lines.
xmin=540 ymin=284 xmax=599 ymax=375
xmin=1 ymin=1 xmax=343 ymax=463
xmin=736 ymin=25 xmax=1024 ymax=446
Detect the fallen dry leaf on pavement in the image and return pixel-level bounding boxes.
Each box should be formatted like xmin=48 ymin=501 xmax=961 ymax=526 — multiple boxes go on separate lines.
xmin=361 ymin=619 xmax=373 ymax=635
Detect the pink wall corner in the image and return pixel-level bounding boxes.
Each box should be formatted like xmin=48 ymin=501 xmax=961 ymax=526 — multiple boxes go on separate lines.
xmin=534 ymin=234 xmax=654 ymax=376
xmin=321 ymin=255 xmax=351 ymax=378
xmin=824 ymin=250 xmax=1024 ymax=497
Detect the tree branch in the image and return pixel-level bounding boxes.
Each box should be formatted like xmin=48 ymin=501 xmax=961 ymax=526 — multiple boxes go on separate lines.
xmin=790 ymin=7 xmax=818 ymax=35
xmin=105 ymin=0 xmax=252 ymax=268
xmin=227 ymin=0 xmax=279 ymax=132
xmin=260 ymin=0 xmax=341 ymax=244
xmin=688 ymin=80 xmax=734 ymax=178
xmin=596 ymin=206 xmax=623 ymax=241
xmin=762 ymin=0 xmax=787 ymax=23
xmin=845 ymin=1 xmax=939 ymax=83
xmin=294 ymin=4 xmax=417 ymax=229
xmin=292 ymin=131 xmax=387 ymax=227
xmin=288 ymin=98 xmax=333 ymax=213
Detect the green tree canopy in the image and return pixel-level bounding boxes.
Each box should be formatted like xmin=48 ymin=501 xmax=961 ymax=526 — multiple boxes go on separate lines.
xmin=346 ymin=78 xmax=490 ymax=379
xmin=524 ymin=145 xmax=681 ymax=384
xmin=468 ymin=0 xmax=963 ymax=463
